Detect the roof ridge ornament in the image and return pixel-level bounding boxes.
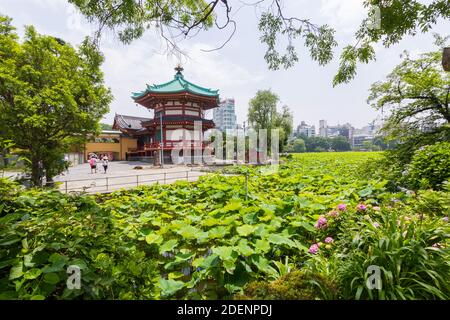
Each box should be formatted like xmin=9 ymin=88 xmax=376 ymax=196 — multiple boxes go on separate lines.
xmin=174 ymin=64 xmax=184 ymax=78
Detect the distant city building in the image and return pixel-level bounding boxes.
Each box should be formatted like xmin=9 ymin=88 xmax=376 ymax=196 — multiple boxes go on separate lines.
xmin=296 ymin=121 xmax=316 ymax=137
xmin=319 ymin=120 xmax=327 ymax=137
xmin=318 ymin=120 xmax=354 ymax=140
xmin=213 ymin=98 xmax=237 ymax=132
xmin=351 ymin=122 xmax=382 ymax=148
xmin=352 ymin=135 xmax=373 ymax=148
xmin=300 ymin=118 xmax=384 ymax=148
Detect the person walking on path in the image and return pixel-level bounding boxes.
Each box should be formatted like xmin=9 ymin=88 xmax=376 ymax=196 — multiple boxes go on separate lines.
xmin=102 ymin=155 xmax=109 ymax=174
xmin=89 ymin=156 xmax=97 ymax=174
xmin=64 ymin=155 xmax=70 ymax=174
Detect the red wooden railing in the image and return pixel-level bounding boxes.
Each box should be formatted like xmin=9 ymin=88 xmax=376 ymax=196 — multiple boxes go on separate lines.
xmin=144 ymin=141 xmax=210 ymax=149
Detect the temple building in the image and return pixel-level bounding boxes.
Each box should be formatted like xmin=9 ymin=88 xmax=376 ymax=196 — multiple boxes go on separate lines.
xmin=114 ymin=66 xmax=220 ymax=164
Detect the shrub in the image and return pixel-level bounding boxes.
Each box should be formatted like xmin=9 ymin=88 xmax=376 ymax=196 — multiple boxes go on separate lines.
xmin=412 ymin=184 xmax=450 ymax=219
xmin=237 ymin=270 xmax=338 ymax=300
xmin=406 ymin=142 xmax=450 ymax=190
xmin=0 ymin=183 xmax=159 ymax=300
xmin=355 ymin=152 xmax=405 ymax=192
xmin=291 ymin=139 xmax=306 ymax=153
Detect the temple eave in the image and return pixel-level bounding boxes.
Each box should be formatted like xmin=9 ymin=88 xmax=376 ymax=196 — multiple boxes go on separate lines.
xmin=134 ymin=92 xmax=219 ymax=110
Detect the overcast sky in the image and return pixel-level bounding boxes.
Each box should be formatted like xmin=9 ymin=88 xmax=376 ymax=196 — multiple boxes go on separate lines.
xmin=1 ymin=0 xmax=449 ymax=129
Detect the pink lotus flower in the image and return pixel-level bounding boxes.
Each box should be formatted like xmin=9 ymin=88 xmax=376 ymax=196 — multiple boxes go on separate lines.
xmin=337 ymin=204 xmax=347 ymax=211
xmin=327 ymin=211 xmax=339 ymax=218
xmin=314 ymin=216 xmax=328 ymax=230
xmin=356 ymin=203 xmax=367 ymax=211
xmin=324 ymin=237 xmax=333 ymax=244
xmin=308 ymin=244 xmax=319 ymax=254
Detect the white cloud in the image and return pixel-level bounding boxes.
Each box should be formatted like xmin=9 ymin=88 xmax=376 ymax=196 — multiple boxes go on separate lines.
xmin=26 ymin=0 xmax=67 ymax=12
xmin=99 ymin=37 xmax=263 ymax=122
xmin=320 ymin=0 xmax=366 ymax=34
xmin=182 ymin=43 xmax=264 ymax=88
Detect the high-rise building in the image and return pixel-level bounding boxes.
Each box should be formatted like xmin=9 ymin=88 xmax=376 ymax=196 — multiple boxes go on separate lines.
xmin=319 ymin=120 xmax=328 ymax=137
xmin=296 ymin=121 xmax=316 ymax=137
xmin=213 ymin=98 xmax=237 ymax=132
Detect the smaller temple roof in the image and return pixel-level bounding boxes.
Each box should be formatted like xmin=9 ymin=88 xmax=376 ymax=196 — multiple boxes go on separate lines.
xmin=131 ymin=66 xmax=219 ymax=100
xmin=113 ymin=114 xmax=151 ymax=131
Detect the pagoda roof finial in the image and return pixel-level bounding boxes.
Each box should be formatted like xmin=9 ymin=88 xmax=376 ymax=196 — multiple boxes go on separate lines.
xmin=174 ymin=64 xmax=184 ymax=78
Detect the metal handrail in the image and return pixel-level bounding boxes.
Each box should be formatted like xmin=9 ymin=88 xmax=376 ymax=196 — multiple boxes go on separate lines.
xmin=48 ymin=169 xmax=206 ymax=194
xmin=54 ymin=170 xmax=196 ymax=183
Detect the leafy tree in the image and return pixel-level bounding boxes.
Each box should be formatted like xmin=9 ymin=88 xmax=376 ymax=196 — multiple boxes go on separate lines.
xmin=406 ymin=141 xmax=450 ymax=190
xmin=291 ymin=138 xmax=306 ymax=153
xmin=0 ymin=15 xmax=113 ymax=186
xmin=69 ymin=0 xmax=450 ymax=85
xmin=101 ymin=123 xmax=113 ymax=130
xmin=0 ymin=139 xmax=21 ymax=177
xmin=275 ymin=105 xmax=294 ymax=148
xmin=305 ymin=137 xmax=330 ymax=152
xmin=372 ymin=135 xmax=395 ymax=150
xmin=334 ymin=1 xmax=450 ymax=85
xmin=331 ymin=136 xmax=351 ymax=152
xmin=368 ymin=35 xmax=450 ymax=164
xmin=247 ymin=90 xmax=293 ymax=151
xmin=248 ymin=90 xmax=278 ymax=132
xmin=362 ymin=140 xmax=381 ymax=151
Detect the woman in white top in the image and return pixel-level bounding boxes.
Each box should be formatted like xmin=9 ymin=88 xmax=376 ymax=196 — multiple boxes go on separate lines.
xmin=102 ymin=155 xmax=109 ymax=174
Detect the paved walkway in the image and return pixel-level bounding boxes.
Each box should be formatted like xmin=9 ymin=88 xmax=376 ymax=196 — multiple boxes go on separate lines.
xmin=53 ymin=161 xmax=207 ymax=193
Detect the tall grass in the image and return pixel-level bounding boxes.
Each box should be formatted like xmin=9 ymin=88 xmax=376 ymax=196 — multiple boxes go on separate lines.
xmin=335 ymin=210 xmax=450 ymax=299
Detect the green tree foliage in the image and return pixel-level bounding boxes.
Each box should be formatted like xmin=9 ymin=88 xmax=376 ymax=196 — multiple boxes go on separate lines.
xmin=0 ymin=15 xmax=113 ymax=186
xmin=361 ymin=140 xmax=381 ymax=151
xmin=69 ymin=0 xmax=215 ymax=45
xmin=372 ymin=136 xmax=396 ymax=150
xmin=331 ymin=136 xmax=351 ymax=152
xmin=305 ymin=136 xmax=330 ymax=152
xmin=0 ymin=139 xmax=21 ymax=176
xmin=290 ymin=138 xmax=306 ymax=153
xmin=334 ymin=1 xmax=450 ymax=85
xmin=69 ymin=0 xmax=450 ymax=85
xmin=368 ymin=37 xmax=450 ymax=165
xmin=406 ymin=141 xmax=450 ymax=190
xmin=248 ymin=90 xmax=278 ymax=132
xmin=68 ymin=0 xmax=336 ymax=69
xmin=100 ymin=123 xmax=113 ymax=130
xmin=247 ymin=90 xmax=293 ymax=151
xmin=274 ymin=105 xmax=294 ymax=150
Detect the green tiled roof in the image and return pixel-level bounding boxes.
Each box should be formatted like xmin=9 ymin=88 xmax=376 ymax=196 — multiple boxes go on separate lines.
xmin=132 ymin=70 xmax=219 ymax=100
